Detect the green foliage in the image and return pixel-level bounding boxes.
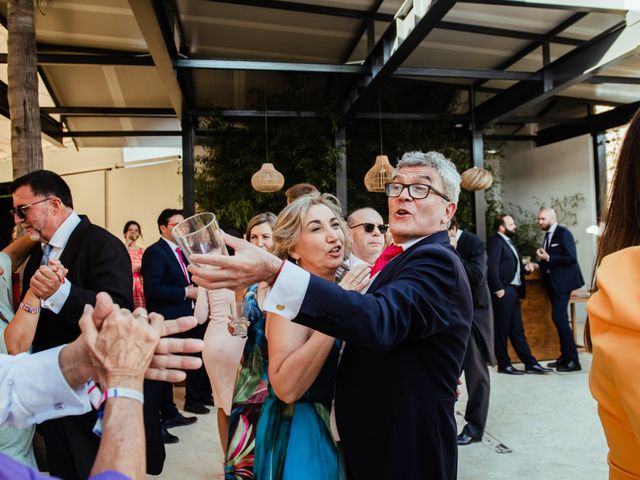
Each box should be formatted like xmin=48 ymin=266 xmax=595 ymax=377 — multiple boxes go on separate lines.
xmin=484 ymin=167 xmax=585 ymax=257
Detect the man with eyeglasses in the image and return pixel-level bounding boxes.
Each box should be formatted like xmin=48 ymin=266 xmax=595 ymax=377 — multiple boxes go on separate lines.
xmin=189 ymin=151 xmax=472 ymax=480
xmin=10 ymin=170 xmax=134 ymax=480
xmin=346 ymin=208 xmax=387 ymax=267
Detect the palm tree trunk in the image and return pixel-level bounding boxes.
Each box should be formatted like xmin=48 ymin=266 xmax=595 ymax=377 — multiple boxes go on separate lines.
xmin=8 ymin=0 xmax=43 ymax=178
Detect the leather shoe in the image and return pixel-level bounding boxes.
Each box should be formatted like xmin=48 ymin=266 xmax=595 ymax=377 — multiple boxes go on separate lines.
xmin=556 ymin=360 xmax=582 ymax=372
xmin=547 ymin=357 xmax=565 ymax=368
xmin=163 ymin=413 xmax=197 ymax=429
xmin=184 ymin=402 xmax=210 ymax=415
xmin=457 ymin=432 xmax=481 ymax=446
xmin=162 ymin=427 xmax=179 ymax=444
xmin=497 ymin=365 xmax=524 ymax=375
xmin=525 ymin=363 xmax=552 ymax=374
xmin=202 ymin=397 xmax=215 ymax=407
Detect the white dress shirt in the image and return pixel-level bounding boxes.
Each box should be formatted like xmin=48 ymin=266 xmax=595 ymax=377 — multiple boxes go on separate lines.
xmin=40 ymin=212 xmax=81 ymax=313
xmin=0 ymin=346 xmax=90 ymax=429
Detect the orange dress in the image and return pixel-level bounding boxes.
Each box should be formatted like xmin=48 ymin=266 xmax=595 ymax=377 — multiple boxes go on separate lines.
xmin=587 ymin=247 xmax=640 ymax=479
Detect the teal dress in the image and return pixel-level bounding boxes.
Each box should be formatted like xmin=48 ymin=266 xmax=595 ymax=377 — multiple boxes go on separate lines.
xmin=253 ymin=337 xmax=345 ymax=480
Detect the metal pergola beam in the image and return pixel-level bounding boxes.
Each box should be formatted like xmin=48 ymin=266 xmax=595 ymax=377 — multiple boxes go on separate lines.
xmin=436 ymin=21 xmax=581 ymax=45
xmin=588 ymin=75 xmax=640 ymax=85
xmin=340 ymin=0 xmax=458 ymax=126
xmin=458 ymin=0 xmax=628 ymax=14
xmin=395 ymin=67 xmax=541 ymax=81
xmin=536 ymin=100 xmax=640 ymax=146
xmin=128 ymin=0 xmax=184 ymax=118
xmin=174 ymin=58 xmax=367 ymax=74
xmin=474 ymin=17 xmax=640 ymax=126
xmin=0 ymin=53 xmax=155 ymax=66
xmin=41 ymin=107 xmax=176 ymax=117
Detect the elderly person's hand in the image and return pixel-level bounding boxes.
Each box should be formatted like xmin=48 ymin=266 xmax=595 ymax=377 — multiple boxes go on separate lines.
xmin=190 ymin=233 xmax=282 ymax=291
xmin=338 ymin=263 xmax=371 ymax=292
xmin=79 ymin=302 xmax=160 ymax=391
xmin=48 ymin=259 xmax=68 ymax=284
xmin=30 ymin=264 xmax=64 ymax=299
xmin=59 ymin=292 xmax=204 ymax=389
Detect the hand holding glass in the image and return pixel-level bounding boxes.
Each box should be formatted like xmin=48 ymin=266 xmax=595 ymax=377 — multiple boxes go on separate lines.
xmin=172 ymin=213 xmax=228 ymax=267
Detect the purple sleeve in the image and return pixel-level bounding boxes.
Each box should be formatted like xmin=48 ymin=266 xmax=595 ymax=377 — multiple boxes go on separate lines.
xmin=90 ymin=472 xmax=131 ymax=480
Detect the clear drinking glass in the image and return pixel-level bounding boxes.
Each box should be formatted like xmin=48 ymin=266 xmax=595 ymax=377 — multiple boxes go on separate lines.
xmin=172 ymin=212 xmax=228 ymax=266
xmin=522 ymin=255 xmax=531 ymax=265
xmin=230 ymin=300 xmax=250 ymax=338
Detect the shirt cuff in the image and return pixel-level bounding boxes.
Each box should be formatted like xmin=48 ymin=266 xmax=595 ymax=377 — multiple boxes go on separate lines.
xmin=263 ymin=261 xmax=310 ymax=320
xmin=7 ymin=346 xmax=90 ymax=428
xmin=41 ymin=280 xmax=72 ymax=314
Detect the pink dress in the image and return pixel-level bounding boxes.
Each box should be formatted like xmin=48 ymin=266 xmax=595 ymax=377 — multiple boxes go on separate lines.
xmin=128 ymin=247 xmax=145 ymax=309
xmin=194 ymin=287 xmax=246 ymax=415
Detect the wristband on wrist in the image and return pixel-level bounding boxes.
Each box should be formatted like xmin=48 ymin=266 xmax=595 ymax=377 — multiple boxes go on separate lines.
xmin=103 ymin=387 xmax=144 ymax=405
xmin=18 ymin=302 xmax=40 ymax=314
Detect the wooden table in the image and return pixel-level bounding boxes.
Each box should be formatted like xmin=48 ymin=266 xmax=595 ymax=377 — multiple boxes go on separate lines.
xmin=569 ymin=290 xmax=591 ymax=349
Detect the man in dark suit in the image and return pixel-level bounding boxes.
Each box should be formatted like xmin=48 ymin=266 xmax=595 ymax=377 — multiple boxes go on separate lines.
xmin=487 ymin=214 xmax=550 ymax=376
xmin=10 ymin=170 xmax=134 ymax=480
xmin=448 ymin=216 xmax=495 ymax=446
xmin=191 ymin=151 xmax=473 ymax=479
xmin=527 ymin=207 xmax=584 ymax=372
xmin=142 ymin=208 xmax=210 ymax=444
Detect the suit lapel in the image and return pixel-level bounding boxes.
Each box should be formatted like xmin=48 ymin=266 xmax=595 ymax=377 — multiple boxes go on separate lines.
xmin=370 ymin=231 xmax=450 ymax=290
xmin=59 ymin=217 xmax=89 ymax=269
xmin=159 ymin=239 xmax=189 ymax=285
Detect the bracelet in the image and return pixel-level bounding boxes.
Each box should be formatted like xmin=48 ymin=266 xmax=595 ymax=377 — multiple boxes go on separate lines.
xmin=103 ymin=387 xmax=144 ymax=405
xmin=18 ymin=302 xmax=40 ymax=314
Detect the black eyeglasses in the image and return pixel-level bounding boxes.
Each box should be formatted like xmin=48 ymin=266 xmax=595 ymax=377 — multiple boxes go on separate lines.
xmin=10 ymin=197 xmax=53 ymax=220
xmin=349 ymin=223 xmax=389 ymax=234
xmin=384 ymin=182 xmax=450 ymax=202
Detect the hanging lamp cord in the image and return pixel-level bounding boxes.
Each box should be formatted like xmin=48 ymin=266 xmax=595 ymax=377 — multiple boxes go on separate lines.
xmin=378 ymin=92 xmax=384 ymax=155
xmin=264 ymin=90 xmax=269 ymax=163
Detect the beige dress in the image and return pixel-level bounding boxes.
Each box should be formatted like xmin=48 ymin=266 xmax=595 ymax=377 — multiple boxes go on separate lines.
xmin=194 ymin=287 xmax=246 ymax=415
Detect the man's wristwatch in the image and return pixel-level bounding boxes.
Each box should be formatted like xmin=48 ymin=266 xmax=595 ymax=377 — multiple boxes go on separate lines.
xmin=18 ymin=302 xmax=41 ymax=314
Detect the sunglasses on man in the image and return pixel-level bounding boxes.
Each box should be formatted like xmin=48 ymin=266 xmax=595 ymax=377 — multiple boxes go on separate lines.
xmin=10 ymin=197 xmax=53 ymax=220
xmin=349 ymin=223 xmax=389 ymax=234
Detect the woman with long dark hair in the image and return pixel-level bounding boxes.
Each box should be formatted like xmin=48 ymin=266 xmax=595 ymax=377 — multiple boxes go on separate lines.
xmin=586 ymin=108 xmax=640 ymax=479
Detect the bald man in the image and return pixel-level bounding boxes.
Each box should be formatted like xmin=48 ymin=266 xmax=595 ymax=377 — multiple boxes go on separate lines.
xmin=527 ymin=208 xmax=584 ymax=372
xmin=346 ymin=208 xmax=387 ymax=266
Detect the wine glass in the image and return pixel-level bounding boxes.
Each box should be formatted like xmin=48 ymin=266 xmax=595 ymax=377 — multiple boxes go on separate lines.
xmin=172 ymin=212 xmax=228 ymax=267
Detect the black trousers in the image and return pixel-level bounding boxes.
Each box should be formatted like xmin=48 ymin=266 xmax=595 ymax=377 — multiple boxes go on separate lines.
xmin=543 ymin=283 xmax=579 ymax=363
xmin=461 ymin=330 xmax=490 ymax=438
xmin=492 ymin=285 xmax=536 ymax=369
xmin=184 ymin=321 xmax=212 ymax=406
xmin=38 ymin=411 xmax=99 ymax=480
xmin=143 ymin=379 xmax=167 ymax=475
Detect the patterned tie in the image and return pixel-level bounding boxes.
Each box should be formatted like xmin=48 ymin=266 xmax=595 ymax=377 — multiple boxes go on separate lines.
xmin=41 ymin=243 xmax=52 ymax=266
xmin=175 ymin=247 xmax=190 ymax=284
xmin=370 ymin=244 xmax=404 ymax=277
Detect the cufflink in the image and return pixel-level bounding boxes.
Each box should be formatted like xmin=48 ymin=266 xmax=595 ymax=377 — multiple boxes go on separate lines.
xmin=276 ymin=304 xmax=285 ymax=311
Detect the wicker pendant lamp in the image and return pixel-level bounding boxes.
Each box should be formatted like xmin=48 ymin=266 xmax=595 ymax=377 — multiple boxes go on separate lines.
xmin=251 ymin=91 xmax=285 ymax=193
xmin=460 ymin=166 xmax=493 ymax=191
xmin=364 ymin=93 xmax=394 ymax=192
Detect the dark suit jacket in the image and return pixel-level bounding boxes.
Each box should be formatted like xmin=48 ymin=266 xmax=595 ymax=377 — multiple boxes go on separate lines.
xmin=142 ymin=238 xmax=193 ymax=319
xmin=22 ymin=216 xmax=133 ymax=353
xmin=294 ymin=230 xmax=472 ymax=480
xmin=457 ymin=230 xmax=495 ymax=365
xmin=487 ymin=234 xmax=526 ymax=299
xmin=538 ymin=225 xmax=584 ymax=293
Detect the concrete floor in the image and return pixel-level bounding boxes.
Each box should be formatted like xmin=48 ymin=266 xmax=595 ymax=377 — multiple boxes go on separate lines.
xmin=154 ymin=344 xmax=608 ymax=479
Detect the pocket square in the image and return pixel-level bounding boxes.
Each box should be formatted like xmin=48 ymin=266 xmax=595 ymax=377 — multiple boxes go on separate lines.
xmin=551 ymin=243 xmax=559 ymax=247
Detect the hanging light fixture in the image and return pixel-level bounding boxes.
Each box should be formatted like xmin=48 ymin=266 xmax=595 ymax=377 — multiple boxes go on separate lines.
xmin=251 ymin=90 xmax=285 ymax=193
xmin=364 ymin=92 xmax=394 ymax=192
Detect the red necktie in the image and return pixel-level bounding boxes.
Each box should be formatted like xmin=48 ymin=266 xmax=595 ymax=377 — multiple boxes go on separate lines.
xmin=175 ymin=247 xmax=190 ymax=284
xmin=370 ymin=244 xmax=404 ymax=277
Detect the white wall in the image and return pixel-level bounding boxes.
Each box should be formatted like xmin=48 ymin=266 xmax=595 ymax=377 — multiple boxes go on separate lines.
xmin=499 ymin=134 xmax=598 ymax=285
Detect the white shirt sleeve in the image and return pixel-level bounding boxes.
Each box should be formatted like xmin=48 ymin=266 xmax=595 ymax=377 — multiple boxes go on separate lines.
xmin=40 ymin=279 xmax=72 ymax=314
xmin=263 ymin=261 xmax=311 ymax=320
xmin=0 ymin=346 xmax=91 ymax=429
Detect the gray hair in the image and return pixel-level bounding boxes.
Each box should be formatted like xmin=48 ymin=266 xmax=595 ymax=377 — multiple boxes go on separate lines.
xmin=395 ymin=151 xmax=461 ymax=203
